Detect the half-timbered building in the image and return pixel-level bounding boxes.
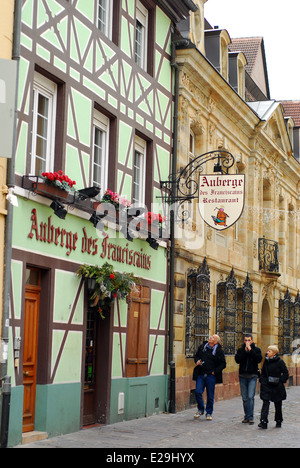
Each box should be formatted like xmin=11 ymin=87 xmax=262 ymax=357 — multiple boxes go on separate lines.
xmin=7 ymin=0 xmax=196 ymax=446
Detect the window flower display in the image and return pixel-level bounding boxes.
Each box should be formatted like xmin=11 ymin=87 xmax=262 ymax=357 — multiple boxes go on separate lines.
xmin=41 ymin=170 xmax=76 ymax=191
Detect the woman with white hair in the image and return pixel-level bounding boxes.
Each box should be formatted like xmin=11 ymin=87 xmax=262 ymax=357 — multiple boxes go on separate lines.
xmin=258 ymin=345 xmax=289 ymax=429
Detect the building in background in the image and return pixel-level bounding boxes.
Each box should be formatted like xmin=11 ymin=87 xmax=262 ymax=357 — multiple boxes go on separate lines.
xmin=172 ymin=0 xmax=299 ymax=410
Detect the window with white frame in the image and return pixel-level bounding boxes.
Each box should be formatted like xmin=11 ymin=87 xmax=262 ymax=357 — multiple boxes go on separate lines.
xmin=31 ymin=73 xmax=57 ymax=175
xmin=135 ymin=1 xmax=148 ymax=69
xmin=97 ymin=0 xmax=113 ymax=39
xmin=133 ymin=136 xmax=146 ymax=205
xmin=92 ymin=110 xmax=109 ymax=196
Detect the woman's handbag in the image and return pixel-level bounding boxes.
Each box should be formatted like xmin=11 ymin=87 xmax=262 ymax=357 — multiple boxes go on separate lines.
xmin=267 ymin=376 xmax=280 ymax=385
xmin=265 ymin=363 xmax=280 ymax=385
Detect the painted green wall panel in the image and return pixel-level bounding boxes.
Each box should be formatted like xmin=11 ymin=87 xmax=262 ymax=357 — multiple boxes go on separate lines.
xmin=7 ymin=386 xmax=24 ymax=447
xmin=150 ymin=289 xmax=165 ymax=330
xmin=76 ymin=0 xmax=94 ymax=22
xmin=110 ymin=375 xmax=168 ymax=424
xmin=111 ymin=332 xmax=126 ymax=378
xmin=53 ymin=270 xmax=84 ymax=324
xmin=70 ymin=88 xmax=92 ymax=147
xmin=149 ymin=335 xmax=165 ymax=375
xmin=34 ymin=383 xmax=81 ymax=437
xmin=51 ymin=331 xmax=83 ymax=384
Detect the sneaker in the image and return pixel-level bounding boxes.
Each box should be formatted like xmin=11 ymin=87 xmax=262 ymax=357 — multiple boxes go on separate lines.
xmin=242 ymin=418 xmax=249 ymax=423
xmin=194 ymin=411 xmax=204 ymax=419
xmin=248 ymin=419 xmax=254 ymax=425
xmin=206 ymin=414 xmax=213 ymax=421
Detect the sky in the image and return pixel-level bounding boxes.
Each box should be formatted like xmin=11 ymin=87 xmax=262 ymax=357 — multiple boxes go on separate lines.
xmin=204 ymin=0 xmax=300 ymax=101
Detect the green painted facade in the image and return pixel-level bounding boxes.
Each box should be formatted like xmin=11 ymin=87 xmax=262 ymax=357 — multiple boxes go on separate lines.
xmin=6 ymin=0 xmax=189 ymax=446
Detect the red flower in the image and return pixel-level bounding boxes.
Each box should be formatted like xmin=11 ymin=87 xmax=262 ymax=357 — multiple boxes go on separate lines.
xmin=109 ymin=273 xmax=115 ymax=279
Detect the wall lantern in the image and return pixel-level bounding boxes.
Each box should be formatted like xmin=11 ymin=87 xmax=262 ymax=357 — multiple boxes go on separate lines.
xmin=50 ymin=200 xmax=67 ymax=220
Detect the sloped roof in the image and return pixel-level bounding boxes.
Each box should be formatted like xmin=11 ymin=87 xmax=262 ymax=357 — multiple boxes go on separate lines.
xmin=229 ymin=37 xmax=263 ymax=76
xmin=228 ymin=37 xmax=270 ymax=100
xmin=248 ymin=100 xmax=280 ymax=121
xmin=155 ymin=0 xmax=197 ymax=23
xmin=281 ymin=101 xmax=300 ymax=127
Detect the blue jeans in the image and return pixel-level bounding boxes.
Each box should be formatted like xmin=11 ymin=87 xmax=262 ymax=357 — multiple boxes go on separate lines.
xmin=195 ymin=374 xmax=216 ymax=415
xmin=239 ymin=376 xmax=257 ymax=420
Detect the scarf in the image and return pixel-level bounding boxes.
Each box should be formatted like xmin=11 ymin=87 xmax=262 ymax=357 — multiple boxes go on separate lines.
xmin=204 ymin=343 xmax=218 ymax=356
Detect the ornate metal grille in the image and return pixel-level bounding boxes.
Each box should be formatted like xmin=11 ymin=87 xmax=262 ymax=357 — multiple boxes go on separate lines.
xmin=185 ymin=258 xmax=210 ymax=357
xmin=294 ymin=293 xmax=300 ymax=346
xmin=258 ymin=237 xmax=279 ymax=273
xmin=278 ymin=289 xmax=293 ymax=355
xmin=216 ymin=268 xmax=237 ymax=355
xmin=242 ymin=274 xmax=253 ymax=336
xmin=236 ymin=275 xmax=253 ymax=348
xmin=217 ymin=270 xmax=253 ymax=354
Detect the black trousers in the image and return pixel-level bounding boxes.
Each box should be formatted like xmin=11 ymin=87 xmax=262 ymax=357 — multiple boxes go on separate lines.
xmin=260 ymin=400 xmax=283 ymax=423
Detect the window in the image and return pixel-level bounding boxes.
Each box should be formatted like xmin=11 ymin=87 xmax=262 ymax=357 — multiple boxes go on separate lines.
xmin=92 ymin=110 xmax=109 ymax=196
xmin=216 ymin=269 xmax=237 ymax=355
xmin=236 ymin=275 xmax=253 ymax=346
xmin=135 ymin=1 xmax=148 ymax=69
xmin=294 ymin=293 xmax=300 ymax=345
xmin=278 ymin=289 xmax=293 ymax=355
xmin=97 ymin=0 xmax=113 ymax=39
xmin=185 ymin=258 xmax=210 ymax=357
xmin=133 ymin=136 xmax=146 ymax=205
xmin=31 ymin=73 xmax=57 ymax=175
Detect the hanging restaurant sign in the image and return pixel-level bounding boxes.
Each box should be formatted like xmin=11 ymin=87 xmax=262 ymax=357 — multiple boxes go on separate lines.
xmin=198 ymin=174 xmax=245 ymax=230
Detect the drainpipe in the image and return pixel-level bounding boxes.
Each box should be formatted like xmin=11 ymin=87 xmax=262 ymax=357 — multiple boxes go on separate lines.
xmin=168 ymin=37 xmax=190 ymax=414
xmin=0 ymin=0 xmax=21 ymax=449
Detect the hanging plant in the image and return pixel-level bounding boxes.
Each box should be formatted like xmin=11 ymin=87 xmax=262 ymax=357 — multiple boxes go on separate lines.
xmin=76 ymin=262 xmax=140 ymax=318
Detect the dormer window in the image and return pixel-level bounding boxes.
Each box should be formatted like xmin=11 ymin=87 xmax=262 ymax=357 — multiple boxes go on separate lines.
xmin=220 ymin=30 xmax=230 ymax=80
xmin=205 ymin=28 xmax=231 ymax=79
xmin=229 ymin=51 xmax=247 ymax=99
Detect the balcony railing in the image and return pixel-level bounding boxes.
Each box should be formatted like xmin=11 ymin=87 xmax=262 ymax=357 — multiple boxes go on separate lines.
xmin=258 ymin=237 xmax=279 ymax=273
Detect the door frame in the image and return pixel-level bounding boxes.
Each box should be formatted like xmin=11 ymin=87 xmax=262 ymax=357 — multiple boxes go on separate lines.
xmin=81 ymin=286 xmax=114 ymax=426
xmin=22 ymin=268 xmax=41 ymax=433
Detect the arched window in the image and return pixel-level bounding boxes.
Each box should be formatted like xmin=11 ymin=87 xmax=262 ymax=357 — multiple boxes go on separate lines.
xmin=294 ymin=292 xmax=300 ymax=347
xmin=217 ymin=270 xmax=253 ymax=354
xmin=216 ymin=268 xmax=237 ymax=355
xmin=237 ymin=274 xmax=253 ymax=347
xmin=185 ymin=258 xmax=210 ymax=357
xmin=278 ymin=289 xmax=292 ymax=355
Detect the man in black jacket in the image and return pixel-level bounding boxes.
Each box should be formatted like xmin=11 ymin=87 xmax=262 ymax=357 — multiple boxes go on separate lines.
xmin=235 ymin=334 xmax=262 ymax=424
xmin=193 ymin=334 xmax=226 ymax=420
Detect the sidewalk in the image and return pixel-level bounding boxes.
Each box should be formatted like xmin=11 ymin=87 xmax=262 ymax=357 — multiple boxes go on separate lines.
xmin=14 ymin=386 xmax=300 ymax=449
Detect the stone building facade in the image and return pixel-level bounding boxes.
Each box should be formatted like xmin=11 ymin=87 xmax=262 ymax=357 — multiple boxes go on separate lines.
xmin=173 ymin=0 xmax=300 ymax=410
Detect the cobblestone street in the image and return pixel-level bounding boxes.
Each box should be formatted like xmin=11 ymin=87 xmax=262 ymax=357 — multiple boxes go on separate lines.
xmin=14 ymin=385 xmax=300 ymax=449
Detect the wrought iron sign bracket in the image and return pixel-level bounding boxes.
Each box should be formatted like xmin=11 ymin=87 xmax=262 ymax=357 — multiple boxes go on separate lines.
xmin=159 ymin=150 xmax=235 ymax=220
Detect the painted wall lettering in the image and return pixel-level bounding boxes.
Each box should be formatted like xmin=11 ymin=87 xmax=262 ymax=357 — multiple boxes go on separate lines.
xmin=27 ymin=209 xmax=152 ymax=269
xmin=28 ymin=209 xmax=78 ymax=256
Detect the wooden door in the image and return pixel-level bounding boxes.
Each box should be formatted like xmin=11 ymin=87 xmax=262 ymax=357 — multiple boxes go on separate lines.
xmin=23 ymin=270 xmax=41 ymax=433
xmin=126 ymin=286 xmax=150 ymax=378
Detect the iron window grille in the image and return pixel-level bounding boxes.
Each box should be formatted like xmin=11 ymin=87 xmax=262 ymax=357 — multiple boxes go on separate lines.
xmin=185 ymin=258 xmax=210 ymax=357
xmin=279 ymin=288 xmax=297 ymax=355
xmin=258 ymin=237 xmax=279 ymax=273
xmin=217 ymin=269 xmax=253 ymax=355
xmin=294 ymin=293 xmax=300 ymax=351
